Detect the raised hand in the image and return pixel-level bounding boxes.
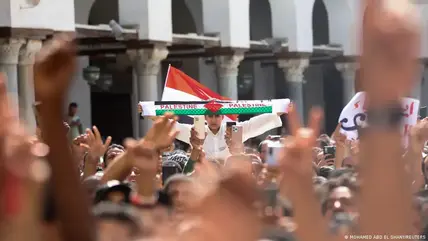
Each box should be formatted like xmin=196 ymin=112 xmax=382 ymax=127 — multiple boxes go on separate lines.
xmin=71 ymin=134 xmax=89 ymax=167
xmin=124 ymin=138 xmax=159 ymax=173
xmin=0 ymin=74 xmax=32 ymax=210
xmin=362 ymin=0 xmax=420 ymax=105
xmin=34 ymin=34 xmax=95 ymax=241
xmin=358 ymin=0 xmax=418 ymax=236
xmin=0 ymin=74 xmax=50 ymax=241
xmin=224 ymin=128 xmax=231 ymax=148
xmin=144 ymin=112 xmax=179 ymax=150
xmin=190 ymin=127 xmax=205 ymax=148
xmin=408 ymin=118 xmax=428 ymax=154
xmin=123 ymin=113 xmax=179 ymax=173
xmin=34 ymin=33 xmax=76 ymax=102
xmin=83 ymin=126 xmax=112 ymax=161
xmin=277 ymin=106 xmax=328 ymax=241
xmin=183 ymin=171 xmax=260 ymax=241
xmin=332 ymin=123 xmax=348 ymax=168
xmin=279 ymin=106 xmax=323 ymax=182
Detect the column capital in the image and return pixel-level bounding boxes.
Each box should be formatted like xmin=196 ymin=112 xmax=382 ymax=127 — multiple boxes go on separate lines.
xmin=0 ymin=38 xmax=25 ymax=65
xmin=127 ymin=45 xmax=169 ymax=76
xmin=215 ymin=52 xmax=245 ymax=76
xmin=19 ymin=40 xmax=42 ymax=65
xmin=278 ymin=58 xmax=309 ymax=83
xmin=336 ymin=62 xmax=359 ymax=82
xmin=335 ymin=62 xmax=359 ymax=74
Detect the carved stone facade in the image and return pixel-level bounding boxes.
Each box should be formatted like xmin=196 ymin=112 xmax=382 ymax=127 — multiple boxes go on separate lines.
xmin=278 ymin=59 xmax=309 ymax=83
xmin=127 ymin=45 xmax=169 ymax=137
xmin=128 ymin=45 xmax=169 ymax=77
xmin=19 ymin=40 xmax=42 ymax=65
xmin=336 ymin=62 xmax=359 ymax=103
xmin=215 ymin=53 xmax=245 ymax=77
xmin=18 ymin=40 xmax=42 ymax=132
xmin=335 ymin=62 xmax=359 ymax=82
xmin=0 ymin=39 xmax=24 ymax=65
xmin=215 ymin=52 xmax=245 ymax=99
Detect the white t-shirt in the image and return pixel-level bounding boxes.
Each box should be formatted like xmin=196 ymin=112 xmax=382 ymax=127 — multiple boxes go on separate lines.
xmin=175 ymin=113 xmax=282 ymax=161
xmin=67 ymin=115 xmax=81 ymax=141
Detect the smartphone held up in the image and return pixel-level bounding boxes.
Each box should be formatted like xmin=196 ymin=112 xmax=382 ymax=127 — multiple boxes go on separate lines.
xmin=231 ymin=125 xmax=243 ymax=148
xmin=266 ymin=142 xmax=283 ymax=167
xmin=323 ymin=146 xmax=336 ymax=159
xmin=193 ymin=116 xmax=206 ymax=139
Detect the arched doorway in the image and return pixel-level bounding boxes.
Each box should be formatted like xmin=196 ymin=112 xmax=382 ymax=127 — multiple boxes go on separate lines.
xmin=246 ymin=0 xmax=282 ymax=138
xmin=247 ymin=0 xmax=274 ymax=107
xmin=312 ymin=0 xmax=329 ymax=45
xmin=165 ymin=0 xmax=200 ymax=87
xmin=312 ymin=0 xmax=343 ymax=134
xmin=88 ymin=0 xmax=133 ymax=144
xmin=171 ymin=0 xmax=197 ymax=34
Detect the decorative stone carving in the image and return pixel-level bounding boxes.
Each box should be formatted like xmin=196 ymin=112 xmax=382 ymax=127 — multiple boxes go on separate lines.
xmin=335 ymin=62 xmax=359 ymax=82
xmin=0 ymin=39 xmax=25 ymax=65
xmin=215 ymin=52 xmax=245 ymax=77
xmin=19 ymin=40 xmax=42 ymax=65
xmin=278 ymin=59 xmax=309 ymax=83
xmin=336 ymin=62 xmax=359 ymax=102
xmin=128 ymin=45 xmax=169 ymax=76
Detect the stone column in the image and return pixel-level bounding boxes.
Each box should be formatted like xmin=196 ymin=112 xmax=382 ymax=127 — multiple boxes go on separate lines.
xmin=278 ymin=58 xmax=309 ymax=121
xmin=18 ymin=40 xmax=42 ymax=133
xmin=411 ymin=63 xmax=425 ymax=100
xmin=131 ymin=68 xmax=139 ymax=139
xmin=128 ymin=45 xmax=168 ymax=137
xmin=215 ymin=52 xmax=245 ymax=99
xmin=335 ymin=62 xmax=359 ymax=104
xmin=0 ymin=39 xmax=24 ymax=110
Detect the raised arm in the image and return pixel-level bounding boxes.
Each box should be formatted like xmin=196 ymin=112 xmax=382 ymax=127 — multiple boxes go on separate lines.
xmin=147 ymin=116 xmax=192 ymax=144
xmin=174 ymin=122 xmax=192 ymax=144
xmin=240 ymin=113 xmax=282 ymax=141
xmin=35 ymin=34 xmax=95 ymax=241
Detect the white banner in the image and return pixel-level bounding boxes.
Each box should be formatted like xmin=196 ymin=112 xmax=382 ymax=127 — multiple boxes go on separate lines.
xmin=338 ymin=92 xmax=419 ymax=144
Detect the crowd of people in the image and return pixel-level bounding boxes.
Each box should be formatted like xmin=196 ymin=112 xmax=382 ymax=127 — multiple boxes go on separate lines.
xmin=1 ymin=1 xmax=428 ymax=241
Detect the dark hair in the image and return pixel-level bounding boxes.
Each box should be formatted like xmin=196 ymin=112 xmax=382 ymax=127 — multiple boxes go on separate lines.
xmin=328 ymin=168 xmax=355 ymax=179
xmin=92 ymin=202 xmax=140 ymax=236
xmin=257 ymin=140 xmax=272 ymax=153
xmin=313 ymin=176 xmax=328 ymax=185
xmin=174 ymin=139 xmax=190 ymax=152
xmin=69 ymin=102 xmax=78 ymax=108
xmin=94 ymin=181 xmax=132 ymax=204
xmin=320 ymin=176 xmax=359 ymax=215
xmin=318 ymin=166 xmax=335 ymax=179
xmin=317 ymin=134 xmax=332 ymax=148
xmin=103 ymin=144 xmax=125 ymax=168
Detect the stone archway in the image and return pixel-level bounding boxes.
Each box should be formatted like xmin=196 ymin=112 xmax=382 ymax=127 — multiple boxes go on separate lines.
xmin=269 ymin=0 xmax=315 ymax=52
xmin=167 ymin=0 xmax=201 ymax=85
xmin=74 ymin=0 xmax=97 ymax=24
xmin=249 ymin=0 xmax=272 ymax=41
xmin=88 ymin=0 xmax=119 ymax=25
xmin=245 ymin=0 xmax=274 ymax=111
xmin=172 ymin=0 xmax=197 ymax=34
xmin=87 ymin=0 xmax=134 ymax=141
xmin=314 ymin=1 xmax=343 ymax=134
xmin=312 ymin=0 xmax=329 ymax=45
xmin=322 ymin=0 xmax=359 ymax=55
